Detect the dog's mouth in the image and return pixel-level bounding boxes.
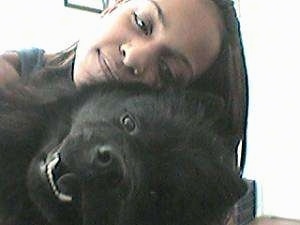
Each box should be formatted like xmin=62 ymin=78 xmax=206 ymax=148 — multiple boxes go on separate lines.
xmin=45 ymin=150 xmax=79 ymax=203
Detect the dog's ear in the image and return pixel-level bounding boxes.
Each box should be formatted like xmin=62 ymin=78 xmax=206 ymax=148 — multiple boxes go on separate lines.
xmin=189 ymin=161 xmax=247 ymax=224
xmin=159 ymin=151 xmax=247 ymax=225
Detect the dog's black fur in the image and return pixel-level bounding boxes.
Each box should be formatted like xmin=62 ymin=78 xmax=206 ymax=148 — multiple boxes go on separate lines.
xmin=0 ymin=68 xmax=246 ymax=225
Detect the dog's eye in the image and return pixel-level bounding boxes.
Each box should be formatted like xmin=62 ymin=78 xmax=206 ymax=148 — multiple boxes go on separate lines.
xmin=120 ymin=114 xmax=136 ymax=133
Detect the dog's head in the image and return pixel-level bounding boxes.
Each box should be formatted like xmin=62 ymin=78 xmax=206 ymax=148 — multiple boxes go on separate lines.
xmin=27 ymin=83 xmax=246 ymax=225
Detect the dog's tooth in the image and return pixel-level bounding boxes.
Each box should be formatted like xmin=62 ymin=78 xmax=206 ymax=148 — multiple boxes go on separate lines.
xmin=46 ymin=152 xmax=73 ymax=203
xmin=58 ymin=193 xmax=72 ymax=202
xmin=47 ymin=163 xmax=58 ymax=193
xmin=48 ymin=156 xmax=59 ymax=170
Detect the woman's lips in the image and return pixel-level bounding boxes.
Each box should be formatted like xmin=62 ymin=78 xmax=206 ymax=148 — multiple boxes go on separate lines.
xmin=97 ymin=49 xmax=119 ymax=81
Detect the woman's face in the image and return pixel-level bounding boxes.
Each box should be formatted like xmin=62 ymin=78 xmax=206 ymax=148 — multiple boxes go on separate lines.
xmin=73 ymin=0 xmax=223 ymax=87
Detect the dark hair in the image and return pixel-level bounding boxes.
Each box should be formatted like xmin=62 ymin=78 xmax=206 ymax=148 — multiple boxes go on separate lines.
xmin=189 ymin=0 xmax=248 ymax=174
xmin=43 ymin=0 xmax=248 ymax=175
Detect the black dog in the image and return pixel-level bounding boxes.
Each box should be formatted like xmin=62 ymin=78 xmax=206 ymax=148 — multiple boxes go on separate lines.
xmin=0 ymin=69 xmax=246 ymax=225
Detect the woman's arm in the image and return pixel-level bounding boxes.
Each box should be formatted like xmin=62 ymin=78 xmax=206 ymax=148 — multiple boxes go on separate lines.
xmin=0 ymin=51 xmax=21 ymax=86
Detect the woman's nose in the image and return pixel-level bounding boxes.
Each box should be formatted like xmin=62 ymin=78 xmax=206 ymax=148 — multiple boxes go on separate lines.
xmin=120 ymin=42 xmax=157 ymax=75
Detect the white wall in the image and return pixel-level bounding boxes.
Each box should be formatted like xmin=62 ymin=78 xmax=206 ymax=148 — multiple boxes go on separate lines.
xmin=0 ymin=0 xmax=99 ymax=53
xmin=239 ymin=0 xmax=300 ymax=220
xmin=1 ymin=0 xmax=300 ymax=220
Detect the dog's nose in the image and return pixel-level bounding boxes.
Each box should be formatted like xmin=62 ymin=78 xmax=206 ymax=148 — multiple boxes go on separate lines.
xmin=91 ymin=144 xmax=126 ymax=184
xmin=95 ymin=145 xmax=113 ymax=167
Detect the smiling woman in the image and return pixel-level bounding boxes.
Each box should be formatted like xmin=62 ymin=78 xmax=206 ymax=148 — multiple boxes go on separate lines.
xmin=0 ymin=0 xmax=248 ymax=191
xmin=72 ymin=0 xmax=224 ymax=88
xmin=0 ymin=0 xmax=248 ymax=184
xmin=0 ymin=0 xmax=249 ymax=224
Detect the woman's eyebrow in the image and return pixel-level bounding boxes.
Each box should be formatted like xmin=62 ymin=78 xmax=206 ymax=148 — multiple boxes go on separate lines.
xmin=146 ymin=0 xmax=166 ymax=26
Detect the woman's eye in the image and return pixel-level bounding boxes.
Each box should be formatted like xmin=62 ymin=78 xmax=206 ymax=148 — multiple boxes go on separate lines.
xmin=133 ymin=12 xmax=152 ymax=35
xmin=159 ymin=61 xmax=175 ymax=85
xmin=120 ymin=114 xmax=136 ymax=133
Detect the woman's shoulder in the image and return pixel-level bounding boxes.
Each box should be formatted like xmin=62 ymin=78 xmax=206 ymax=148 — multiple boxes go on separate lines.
xmin=0 ymin=50 xmax=20 ymax=85
xmin=0 ymin=47 xmax=75 ymax=87
xmin=0 ymin=47 xmax=45 ymax=81
xmin=17 ymin=47 xmax=46 ymax=78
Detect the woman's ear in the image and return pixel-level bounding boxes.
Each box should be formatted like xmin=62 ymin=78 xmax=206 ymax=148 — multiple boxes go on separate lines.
xmin=101 ymin=0 xmax=130 ymax=17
